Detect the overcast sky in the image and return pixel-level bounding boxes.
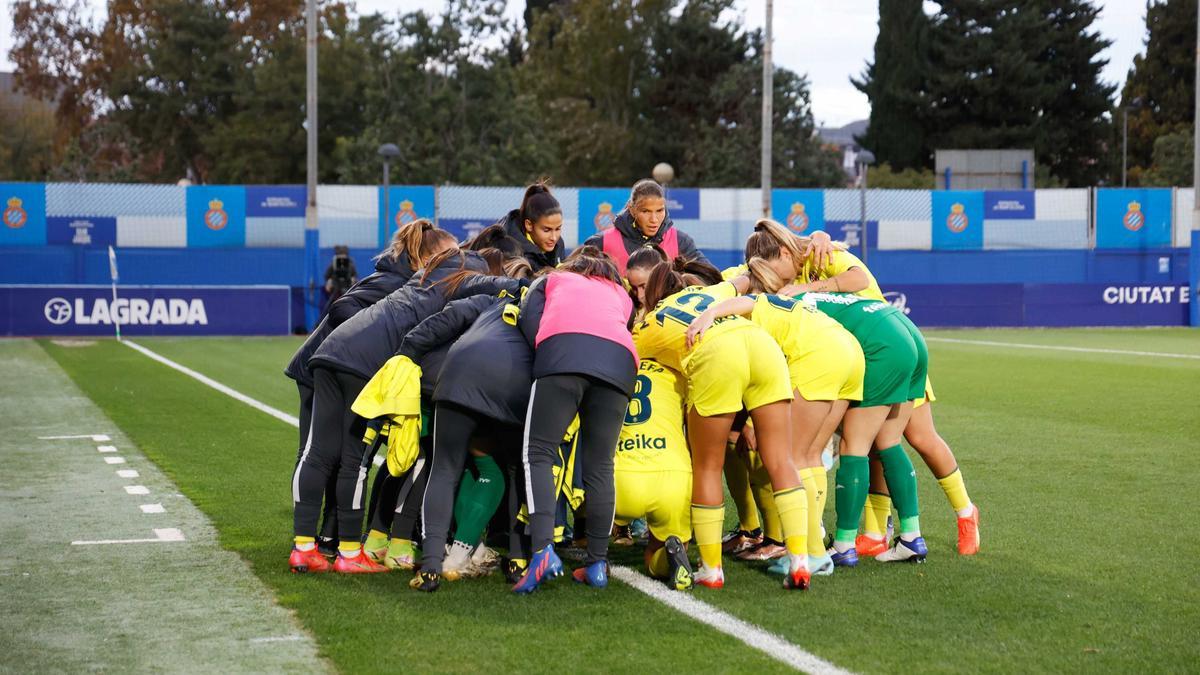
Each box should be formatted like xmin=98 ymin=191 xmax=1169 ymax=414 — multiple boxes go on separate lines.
xmin=0 ymin=0 xmax=1149 ymax=127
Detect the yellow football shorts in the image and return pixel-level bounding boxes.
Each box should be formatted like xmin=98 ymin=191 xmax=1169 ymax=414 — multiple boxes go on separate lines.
xmin=789 ymin=329 xmax=865 ymax=402
xmin=614 ymin=469 xmax=692 ymax=542
xmin=686 ymin=326 xmax=793 ymax=416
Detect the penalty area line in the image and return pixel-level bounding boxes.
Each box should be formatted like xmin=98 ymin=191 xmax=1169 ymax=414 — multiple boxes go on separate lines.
xmin=925 ymin=336 xmax=1200 ymax=360
xmin=123 ymin=339 xmax=849 ymax=674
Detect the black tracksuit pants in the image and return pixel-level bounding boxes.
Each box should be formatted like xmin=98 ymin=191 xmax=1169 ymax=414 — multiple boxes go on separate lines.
xmin=419 ymin=402 xmax=519 ymax=573
xmin=292 ymin=366 xmax=369 ymax=541
xmin=522 ymin=374 xmax=628 ymax=565
xmin=365 ymin=435 xmax=432 ymax=541
xmin=296 ymin=381 xmax=338 ymax=541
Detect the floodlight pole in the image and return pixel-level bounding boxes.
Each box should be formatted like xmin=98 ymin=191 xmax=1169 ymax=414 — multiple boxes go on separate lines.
xmin=378 ymin=143 xmax=401 ymax=238
xmin=303 ymin=0 xmax=319 ymax=331
xmin=857 ymin=150 xmax=874 ymax=265
xmin=760 ymin=0 xmax=773 ymax=218
xmin=1122 ymin=107 xmax=1128 ymax=187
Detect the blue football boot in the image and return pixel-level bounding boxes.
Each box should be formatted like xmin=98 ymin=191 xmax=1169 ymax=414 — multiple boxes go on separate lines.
xmin=875 ymin=536 xmax=928 ymax=563
xmin=571 ymin=560 xmax=609 ymax=588
xmin=828 ymin=545 xmax=859 ymax=567
xmin=511 ymin=545 xmax=564 ymax=594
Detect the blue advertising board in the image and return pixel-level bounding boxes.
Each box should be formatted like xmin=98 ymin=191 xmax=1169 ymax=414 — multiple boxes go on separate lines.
xmin=378 ymin=185 xmax=436 ymax=248
xmin=771 ymin=189 xmax=825 ymax=235
xmin=931 ymin=191 xmax=984 ymax=250
xmin=1096 ymin=188 xmax=1172 ymax=249
xmin=245 ymin=185 xmax=306 ymax=218
xmin=664 ymin=188 xmax=700 ymax=220
xmin=884 ymin=283 xmax=1189 ymax=327
xmin=825 ymin=220 xmax=878 ymax=259
xmin=0 ymin=285 xmax=291 ymax=336
xmin=438 ymin=218 xmax=494 ymax=243
xmin=984 ymin=190 xmax=1035 ymax=220
xmin=187 ymin=185 xmax=247 ymax=248
xmin=577 ymin=188 xmax=630 ymax=243
xmin=47 ymin=216 xmax=117 ymax=247
xmin=0 ymin=183 xmax=47 ymax=246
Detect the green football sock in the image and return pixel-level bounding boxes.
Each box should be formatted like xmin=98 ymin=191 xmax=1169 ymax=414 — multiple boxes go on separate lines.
xmin=451 ymin=455 xmax=505 ymax=547
xmin=834 ymin=455 xmax=870 ymax=543
xmin=878 ymin=444 xmax=921 ymax=535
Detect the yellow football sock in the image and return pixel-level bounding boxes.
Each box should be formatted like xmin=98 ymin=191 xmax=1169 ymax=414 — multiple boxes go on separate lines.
xmin=937 ymin=468 xmax=973 ymax=514
xmin=647 ymin=547 xmax=670 ymax=578
xmin=747 ymin=452 xmax=783 ymax=541
xmin=862 ymin=493 xmax=892 ymax=539
xmin=294 ymin=535 xmax=315 ymax=551
xmin=338 ymin=540 xmax=362 ymax=557
xmin=364 ymin=529 xmax=389 ymax=549
xmin=772 ymin=487 xmax=808 ymax=557
xmin=798 ymin=468 xmax=825 ymax=556
xmin=725 ymin=444 xmax=761 ymax=532
xmin=814 ymin=467 xmax=829 ymax=540
xmin=692 ymin=504 xmax=726 ymax=569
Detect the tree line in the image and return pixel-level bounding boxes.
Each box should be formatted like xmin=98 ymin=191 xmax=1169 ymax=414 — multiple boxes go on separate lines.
xmin=4 ymin=0 xmax=844 ymax=187
xmin=4 ymin=0 xmax=1196 ymax=188
xmin=856 ymin=0 xmax=1196 ymax=188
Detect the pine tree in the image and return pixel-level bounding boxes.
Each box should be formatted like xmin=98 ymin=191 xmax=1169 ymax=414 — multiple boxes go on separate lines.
xmin=1029 ymin=0 xmax=1116 ymax=186
xmin=851 ymin=0 xmax=932 ymax=171
xmin=1120 ymin=0 xmax=1197 ymax=181
xmin=924 ymin=0 xmax=1113 ymax=186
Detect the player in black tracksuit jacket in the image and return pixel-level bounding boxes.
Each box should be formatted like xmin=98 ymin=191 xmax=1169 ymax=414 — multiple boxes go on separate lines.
xmin=286 ymin=251 xmax=414 ymax=458
xmin=498 ymin=183 xmax=566 ymax=271
xmin=396 ymin=294 xmax=534 ymax=589
xmin=286 ymin=251 xmax=419 ymax=550
xmin=289 ymin=249 xmax=523 ymax=572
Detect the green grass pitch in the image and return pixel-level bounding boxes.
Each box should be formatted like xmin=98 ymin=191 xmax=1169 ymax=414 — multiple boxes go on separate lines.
xmin=31 ymin=328 xmax=1200 ymax=673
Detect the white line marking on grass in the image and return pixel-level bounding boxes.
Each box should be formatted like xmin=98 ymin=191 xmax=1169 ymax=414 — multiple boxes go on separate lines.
xmin=72 ymin=528 xmax=186 ymax=546
xmin=925 ymin=336 xmax=1200 ymax=360
xmin=104 ymin=456 xmax=126 ymax=465
xmin=117 ymin=469 xmax=139 ymax=478
xmin=97 ymin=445 xmax=117 ymax=453
xmin=38 ymin=433 xmax=112 ymax=441
xmin=124 ymin=485 xmax=150 ymax=495
xmin=609 ymin=567 xmax=853 ymax=675
xmin=140 ymin=504 xmax=165 ymax=514
xmin=124 ymin=340 xmax=847 ymax=674
xmin=122 ymin=340 xmax=300 ymax=426
xmin=248 ymin=635 xmax=304 ymax=644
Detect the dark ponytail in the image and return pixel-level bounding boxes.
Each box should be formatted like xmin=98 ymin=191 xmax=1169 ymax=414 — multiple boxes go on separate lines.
xmin=467 ymin=223 xmax=523 ymax=258
xmin=642 ymin=261 xmax=687 ymax=311
xmin=672 ymin=255 xmax=723 ymax=287
xmin=520 ymin=181 xmax=562 ymax=227
xmin=626 ymin=244 xmax=669 ymax=275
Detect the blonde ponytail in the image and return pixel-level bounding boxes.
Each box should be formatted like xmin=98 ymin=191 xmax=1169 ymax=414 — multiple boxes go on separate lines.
xmin=746 ymin=257 xmax=787 ymax=293
xmin=382 ymin=218 xmax=456 ymax=269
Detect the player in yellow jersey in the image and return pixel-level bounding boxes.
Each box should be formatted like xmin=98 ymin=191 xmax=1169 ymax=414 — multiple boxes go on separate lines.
xmin=634 ymin=257 xmax=812 ymax=591
xmin=686 ymin=292 xmax=864 ymax=576
xmin=614 ymin=359 xmax=694 ymax=590
xmin=747 ymin=218 xmax=980 ymax=556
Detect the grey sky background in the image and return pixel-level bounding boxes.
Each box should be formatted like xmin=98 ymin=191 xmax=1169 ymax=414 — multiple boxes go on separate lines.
xmin=0 ymin=0 xmax=1149 ymax=127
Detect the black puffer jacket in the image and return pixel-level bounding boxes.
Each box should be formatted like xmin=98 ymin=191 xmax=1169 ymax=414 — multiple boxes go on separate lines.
xmin=581 ymin=210 xmax=709 ymax=265
xmin=308 ymin=251 xmax=523 ymax=381
xmin=284 ymin=252 xmax=416 ymax=386
xmin=400 ymin=295 xmax=532 ymax=426
xmin=500 ymin=209 xmax=564 ymax=271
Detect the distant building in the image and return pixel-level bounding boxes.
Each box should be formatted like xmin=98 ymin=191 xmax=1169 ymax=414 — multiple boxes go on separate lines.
xmin=817 ymin=119 xmax=868 ymax=184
